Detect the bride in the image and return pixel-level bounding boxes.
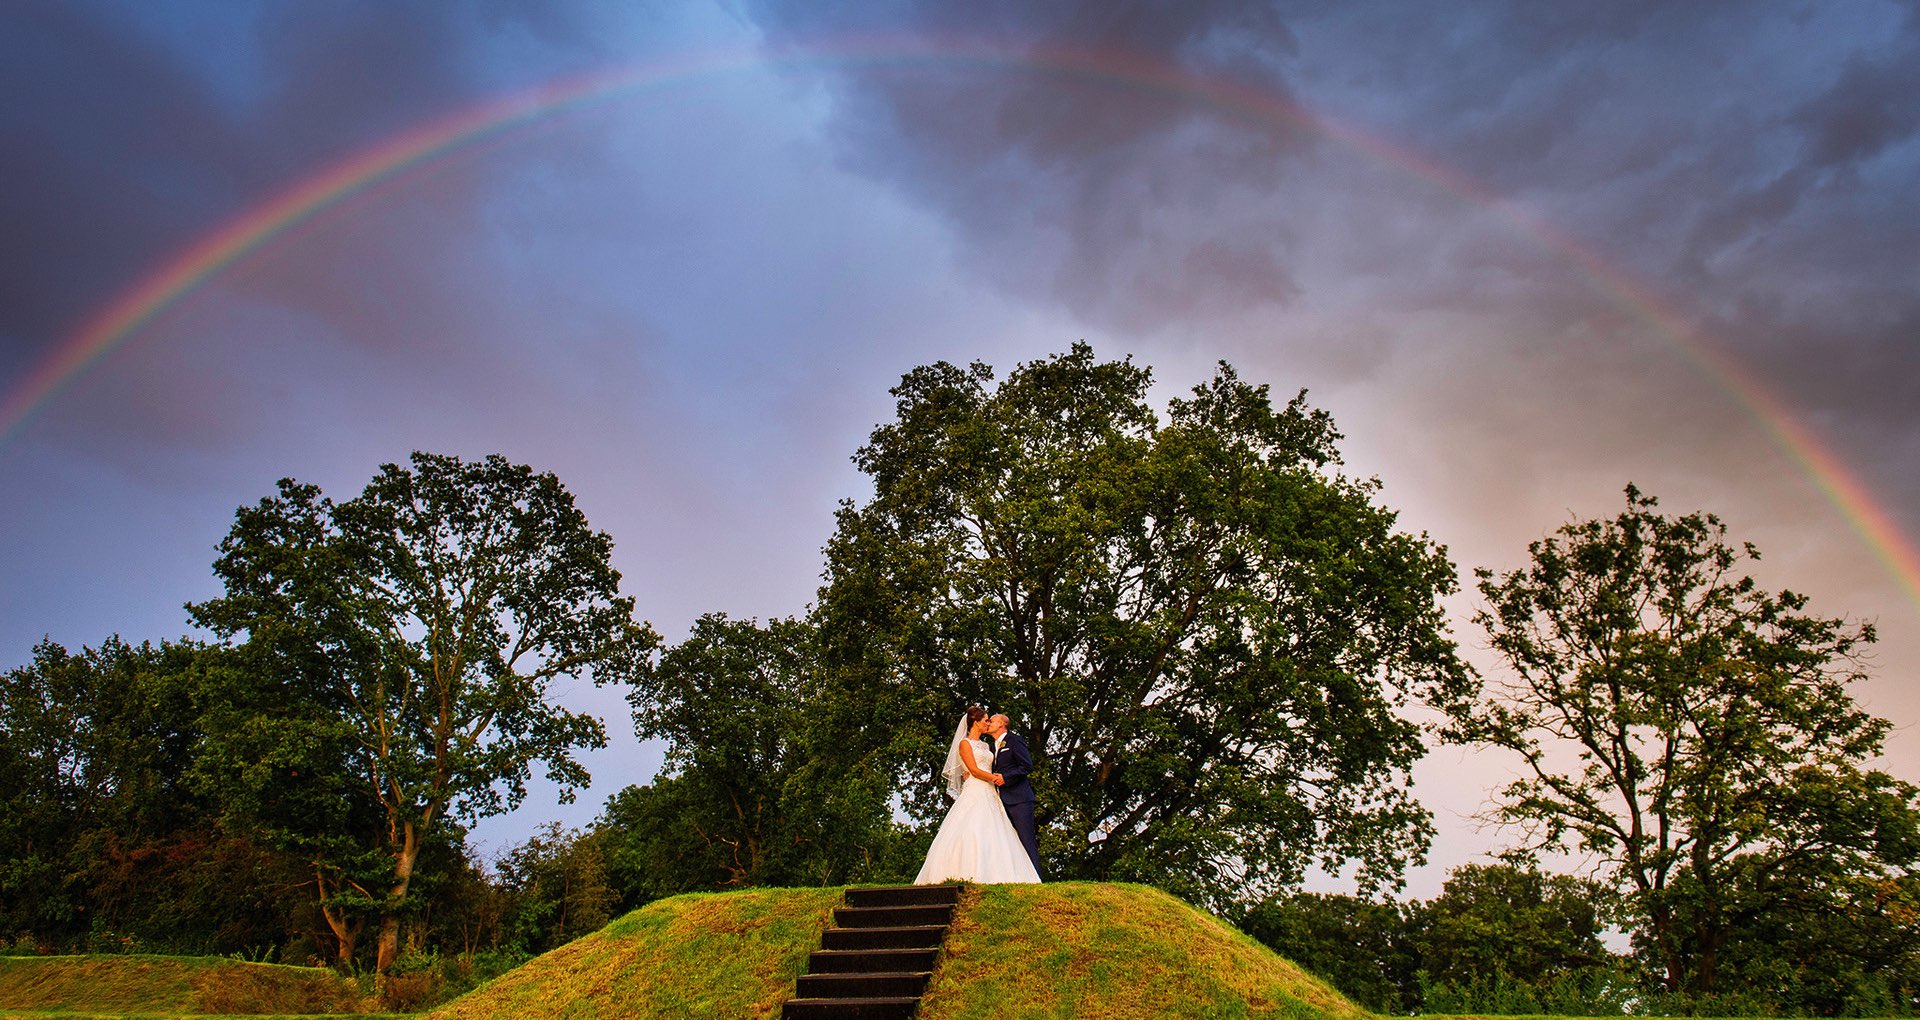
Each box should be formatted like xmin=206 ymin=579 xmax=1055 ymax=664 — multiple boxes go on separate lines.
xmin=914 ymin=705 xmax=1041 ymax=885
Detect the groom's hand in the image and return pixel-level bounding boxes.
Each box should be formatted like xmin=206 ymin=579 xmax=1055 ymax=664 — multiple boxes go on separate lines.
xmin=991 ymin=775 xmax=1005 ymax=786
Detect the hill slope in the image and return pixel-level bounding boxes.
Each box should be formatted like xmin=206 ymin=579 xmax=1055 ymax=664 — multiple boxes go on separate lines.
xmin=432 ymin=882 xmax=1367 ymax=1020
xmin=429 ymin=886 xmax=843 ymax=1020
xmin=921 ymin=882 xmax=1370 ymax=1020
xmin=0 ymin=954 xmax=369 ymax=1016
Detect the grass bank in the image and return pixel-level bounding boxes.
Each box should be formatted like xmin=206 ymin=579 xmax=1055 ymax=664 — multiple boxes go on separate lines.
xmin=921 ymin=882 xmax=1371 ymax=1020
xmin=431 ymin=881 xmax=1367 ymax=1020
xmin=0 ymin=953 xmax=374 ymax=1017
xmin=427 ymin=886 xmax=841 ymax=1020
xmin=0 ymin=884 xmax=1422 ymax=1020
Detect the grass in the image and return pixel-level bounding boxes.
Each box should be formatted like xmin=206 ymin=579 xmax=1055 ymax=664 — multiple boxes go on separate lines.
xmin=920 ymin=882 xmax=1374 ymax=1020
xmin=0 ymin=953 xmax=375 ymax=1017
xmin=426 ymin=886 xmax=841 ymax=1020
xmin=423 ymin=881 xmax=1372 ymax=1020
xmin=16 ymin=885 xmax=1840 ymax=1020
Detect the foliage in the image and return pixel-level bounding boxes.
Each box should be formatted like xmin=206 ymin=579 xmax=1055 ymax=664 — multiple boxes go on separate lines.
xmin=1692 ymin=867 xmax=1920 ymax=1016
xmin=1405 ymin=863 xmax=1631 ymax=1016
xmin=413 ymin=840 xmax=513 ymax=960
xmin=1235 ymin=891 xmax=1419 ymax=1012
xmin=612 ymin=613 xmax=907 ymax=900
xmin=0 ymin=638 xmax=195 ymax=939
xmin=493 ymin=823 xmax=614 ymax=954
xmin=1413 ymin=862 xmax=1610 ymax=990
xmin=596 ymin=777 xmax=739 ymax=908
xmin=1446 ymin=485 xmax=1920 ymax=999
xmin=188 ymin=452 xmax=657 ymax=973
xmin=815 ymin=343 xmax=1471 ymax=907
xmin=1417 ymin=966 xmax=1638 ymax=1017
xmin=0 ymin=638 xmax=313 ymax=956
xmin=1235 ymin=863 xmax=1615 ymax=1015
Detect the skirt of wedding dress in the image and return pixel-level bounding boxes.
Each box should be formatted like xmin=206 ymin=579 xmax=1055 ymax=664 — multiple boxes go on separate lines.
xmin=914 ymin=775 xmax=1041 ymax=885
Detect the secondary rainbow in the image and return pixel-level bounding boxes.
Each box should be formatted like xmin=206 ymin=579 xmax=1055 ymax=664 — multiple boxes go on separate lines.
xmin=5 ymin=37 xmax=1916 ymax=610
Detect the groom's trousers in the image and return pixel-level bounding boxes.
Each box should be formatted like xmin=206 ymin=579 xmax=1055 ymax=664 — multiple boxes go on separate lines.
xmin=1003 ymin=799 xmax=1043 ymax=878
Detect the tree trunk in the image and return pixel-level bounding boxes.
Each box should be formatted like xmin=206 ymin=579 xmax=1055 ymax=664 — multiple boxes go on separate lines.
xmin=1646 ymin=897 xmax=1684 ymax=994
xmin=315 ymin=868 xmax=362 ymax=969
xmin=1695 ymin=917 xmax=1721 ymax=995
xmin=375 ymin=821 xmax=421 ymax=975
xmin=330 ymin=922 xmax=358 ymax=968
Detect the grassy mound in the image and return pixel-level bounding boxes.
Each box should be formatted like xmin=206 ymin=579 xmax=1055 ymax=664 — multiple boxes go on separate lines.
xmin=430 ymin=882 xmax=1366 ymax=1020
xmin=0 ymin=953 xmax=371 ymax=1017
xmin=428 ymin=887 xmax=842 ymax=1020
xmin=921 ymin=882 xmax=1371 ymax=1020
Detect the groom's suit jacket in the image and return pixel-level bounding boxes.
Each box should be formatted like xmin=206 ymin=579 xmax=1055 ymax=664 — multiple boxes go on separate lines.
xmin=991 ymin=733 xmax=1036 ymax=806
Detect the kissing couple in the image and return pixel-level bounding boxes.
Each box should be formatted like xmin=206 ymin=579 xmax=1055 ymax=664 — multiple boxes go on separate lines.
xmin=913 ymin=704 xmax=1044 ymax=885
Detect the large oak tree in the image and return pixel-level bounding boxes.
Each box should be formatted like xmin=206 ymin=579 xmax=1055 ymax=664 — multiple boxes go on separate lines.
xmin=189 ymin=452 xmax=654 ymax=973
xmin=816 ymin=344 xmax=1471 ymax=906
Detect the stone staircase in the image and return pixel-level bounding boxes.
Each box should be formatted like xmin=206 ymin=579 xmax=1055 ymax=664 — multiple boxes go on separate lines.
xmin=780 ymin=884 xmax=960 ymax=1019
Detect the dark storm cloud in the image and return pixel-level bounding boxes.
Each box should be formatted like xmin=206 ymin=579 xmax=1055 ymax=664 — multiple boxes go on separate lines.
xmin=1307 ymin=1 xmax=1920 ymax=292
xmin=746 ymin=1 xmax=1917 ymax=325
xmin=744 ymin=0 xmax=1314 ymax=333
xmin=747 ymin=0 xmax=1920 ymax=519
xmin=1790 ymin=16 xmax=1920 ymax=171
xmin=0 ymin=4 xmax=244 ymax=350
xmin=0 ymin=0 xmax=620 ymax=439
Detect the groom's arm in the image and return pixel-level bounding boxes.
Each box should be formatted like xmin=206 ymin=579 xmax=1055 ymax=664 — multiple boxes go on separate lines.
xmin=999 ymin=735 xmax=1033 ymax=783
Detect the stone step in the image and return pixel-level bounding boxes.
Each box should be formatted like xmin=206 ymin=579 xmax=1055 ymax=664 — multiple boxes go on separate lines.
xmin=796 ymin=971 xmax=931 ymax=999
xmin=821 ymin=924 xmax=948 ymax=951
xmin=806 ymin=948 xmax=940 ymax=974
xmin=834 ymin=904 xmax=954 ymax=929
xmin=844 ymin=884 xmax=960 ymax=909
xmin=781 ymin=997 xmax=920 ymax=1019
xmin=779 ymin=885 xmax=961 ymax=1018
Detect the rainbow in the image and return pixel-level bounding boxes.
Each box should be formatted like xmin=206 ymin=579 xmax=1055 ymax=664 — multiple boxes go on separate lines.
xmin=5 ymin=37 xmax=1917 ymax=611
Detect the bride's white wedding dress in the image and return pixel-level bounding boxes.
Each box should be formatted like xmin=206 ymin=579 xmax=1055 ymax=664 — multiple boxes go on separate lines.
xmin=914 ymin=735 xmax=1041 ymax=885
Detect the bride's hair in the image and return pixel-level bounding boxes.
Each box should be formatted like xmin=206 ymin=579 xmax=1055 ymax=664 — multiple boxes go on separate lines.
xmin=965 ymin=705 xmax=988 ymax=728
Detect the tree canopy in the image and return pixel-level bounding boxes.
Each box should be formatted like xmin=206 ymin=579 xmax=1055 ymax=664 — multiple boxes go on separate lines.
xmin=1413 ymin=863 xmax=1610 ymax=992
xmin=611 ymin=613 xmax=905 ymax=899
xmin=188 ymin=451 xmax=655 ymax=973
xmin=1447 ymin=485 xmax=1920 ymax=998
xmin=816 ymin=343 xmax=1472 ymax=906
xmin=0 ymin=637 xmax=303 ymax=952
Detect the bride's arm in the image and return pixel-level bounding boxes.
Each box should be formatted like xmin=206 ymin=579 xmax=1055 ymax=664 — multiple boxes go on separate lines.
xmin=958 ymin=740 xmax=995 ymax=781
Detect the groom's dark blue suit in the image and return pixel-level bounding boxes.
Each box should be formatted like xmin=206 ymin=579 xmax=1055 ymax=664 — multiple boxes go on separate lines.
xmin=991 ymin=733 xmax=1043 ymax=878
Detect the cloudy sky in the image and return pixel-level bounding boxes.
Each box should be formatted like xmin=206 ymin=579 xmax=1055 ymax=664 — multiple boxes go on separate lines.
xmin=3 ymin=0 xmax=1916 ymax=895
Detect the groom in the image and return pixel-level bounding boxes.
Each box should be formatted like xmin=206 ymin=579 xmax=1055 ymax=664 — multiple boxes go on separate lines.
xmin=986 ymin=713 xmax=1043 ymax=879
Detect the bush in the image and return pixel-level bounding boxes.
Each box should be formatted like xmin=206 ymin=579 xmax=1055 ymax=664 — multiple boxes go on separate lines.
xmin=1418 ymin=967 xmax=1637 ymax=1016
xmin=375 ymin=948 xmax=533 ymax=1012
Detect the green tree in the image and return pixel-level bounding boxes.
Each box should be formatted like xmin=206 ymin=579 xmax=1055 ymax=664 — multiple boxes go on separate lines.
xmin=0 ymin=639 xmax=146 ymax=941
xmin=188 ymin=452 xmax=656 ymax=974
xmin=494 ymin=823 xmax=613 ymax=954
xmin=0 ymin=638 xmax=307 ymax=956
xmin=613 ymin=613 xmax=902 ymax=898
xmin=1236 ymin=891 xmax=1419 ymax=1012
xmin=1446 ymin=485 xmax=1920 ymax=997
xmin=1412 ymin=863 xmax=1613 ymax=997
xmin=1703 ymin=864 xmax=1920 ymax=1015
xmin=816 ymin=344 xmax=1471 ymax=906
xmin=188 ymin=643 xmax=391 ymax=966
